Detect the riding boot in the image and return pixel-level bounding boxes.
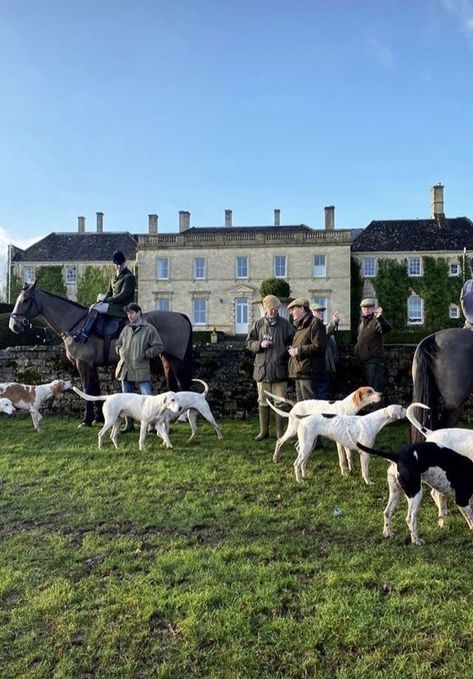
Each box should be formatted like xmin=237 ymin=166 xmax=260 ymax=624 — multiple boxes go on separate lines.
xmin=275 ymin=413 xmax=286 ymax=440
xmin=121 ymin=417 xmax=135 ymax=433
xmin=254 ymin=406 xmax=270 ymax=441
xmin=73 ymin=309 xmax=99 ymax=343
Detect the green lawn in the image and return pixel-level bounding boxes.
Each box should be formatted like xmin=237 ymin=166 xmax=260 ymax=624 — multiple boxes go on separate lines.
xmin=1 ymin=414 xmax=472 ymax=678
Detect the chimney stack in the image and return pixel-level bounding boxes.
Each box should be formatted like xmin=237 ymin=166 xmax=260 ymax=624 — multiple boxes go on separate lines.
xmin=431 ymin=183 xmax=445 ymax=219
xmin=324 ymin=206 xmax=335 ymax=231
xmin=78 ymin=216 xmax=85 ymax=233
xmin=148 ymin=213 xmax=158 ymax=235
xmin=96 ymin=212 xmax=104 ymax=233
xmin=225 ymin=209 xmax=233 ymax=228
xmin=179 ymin=210 xmax=190 ymax=233
xmin=274 ymin=209 xmax=281 ymax=226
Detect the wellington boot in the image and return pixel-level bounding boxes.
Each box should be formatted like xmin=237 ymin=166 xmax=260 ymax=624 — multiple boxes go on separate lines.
xmin=254 ymin=406 xmax=270 ymax=441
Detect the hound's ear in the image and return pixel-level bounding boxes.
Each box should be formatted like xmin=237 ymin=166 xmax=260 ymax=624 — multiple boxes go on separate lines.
xmin=353 ymin=389 xmax=361 ymax=407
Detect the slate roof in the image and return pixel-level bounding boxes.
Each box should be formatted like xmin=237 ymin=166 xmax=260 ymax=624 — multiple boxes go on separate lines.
xmin=352 ymin=217 xmax=473 ymax=252
xmin=11 ymin=232 xmax=138 ymax=263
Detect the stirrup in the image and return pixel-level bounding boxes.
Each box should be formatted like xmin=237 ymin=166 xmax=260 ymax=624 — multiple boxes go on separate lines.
xmin=73 ymin=331 xmax=89 ymax=343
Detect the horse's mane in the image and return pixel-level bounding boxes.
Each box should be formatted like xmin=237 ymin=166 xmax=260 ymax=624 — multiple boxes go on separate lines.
xmin=32 ymin=285 xmax=87 ymax=310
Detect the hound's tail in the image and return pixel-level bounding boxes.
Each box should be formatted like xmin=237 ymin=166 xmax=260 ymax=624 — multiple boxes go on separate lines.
xmin=72 ymin=386 xmax=108 ymax=402
xmin=264 ymin=390 xmax=295 ymax=407
xmin=406 ymin=402 xmax=432 ymax=439
xmin=266 ymin=399 xmax=292 ymax=418
xmin=192 ymin=378 xmax=209 ymax=396
xmin=352 ymin=438 xmax=400 ymax=464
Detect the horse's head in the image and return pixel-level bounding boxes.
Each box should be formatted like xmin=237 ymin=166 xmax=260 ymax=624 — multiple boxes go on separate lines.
xmin=9 ymin=281 xmax=40 ymax=333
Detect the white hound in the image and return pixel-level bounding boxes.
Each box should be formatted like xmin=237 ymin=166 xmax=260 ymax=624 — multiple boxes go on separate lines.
xmin=289 ymin=404 xmax=406 ymax=483
xmin=72 ymin=386 xmax=180 ymax=451
xmin=0 ymin=379 xmax=72 ymax=431
xmin=156 ymin=379 xmax=223 ymax=445
xmin=355 ymin=439 xmax=473 ymax=545
xmin=266 ymin=386 xmax=381 ymax=463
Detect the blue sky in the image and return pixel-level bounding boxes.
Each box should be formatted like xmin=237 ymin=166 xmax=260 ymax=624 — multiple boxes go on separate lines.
xmin=1 ymin=0 xmax=473 ymax=283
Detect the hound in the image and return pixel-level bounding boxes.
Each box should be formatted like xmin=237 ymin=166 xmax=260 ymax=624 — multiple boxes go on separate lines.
xmin=0 ymin=379 xmax=72 ymax=431
xmin=289 ymin=404 xmax=406 ymax=484
xmin=72 ymin=386 xmax=181 ymax=451
xmin=0 ymin=398 xmax=16 ymax=415
xmin=266 ymin=386 xmax=381 ymax=463
xmin=407 ymin=403 xmax=473 ymax=457
xmin=155 ymin=379 xmax=223 ymax=445
xmin=354 ymin=439 xmax=473 ymax=545
xmin=407 ymin=402 xmax=473 ymax=527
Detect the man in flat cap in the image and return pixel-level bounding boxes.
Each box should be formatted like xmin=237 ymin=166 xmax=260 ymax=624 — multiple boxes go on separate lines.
xmin=310 ymin=303 xmax=340 ymax=399
xmin=286 ymin=297 xmax=327 ymax=401
xmin=245 ymin=295 xmax=294 ymax=440
xmin=355 ymin=297 xmax=392 ymax=396
xmin=73 ymin=250 xmax=136 ymax=343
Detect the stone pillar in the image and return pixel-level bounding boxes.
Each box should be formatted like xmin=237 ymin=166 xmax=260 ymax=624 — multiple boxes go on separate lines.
xmin=324 ymin=206 xmax=335 ymax=230
xmin=225 ymin=209 xmax=233 ymax=228
xmin=78 ymin=216 xmax=85 ymax=233
xmin=96 ymin=212 xmax=104 ymax=233
xmin=274 ymin=209 xmax=281 ymax=226
xmin=148 ymin=214 xmax=158 ymax=235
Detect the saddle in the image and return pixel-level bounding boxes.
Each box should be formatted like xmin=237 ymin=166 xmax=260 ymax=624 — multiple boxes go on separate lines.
xmin=94 ymin=314 xmax=124 ymax=340
xmin=93 ymin=315 xmax=126 ymax=366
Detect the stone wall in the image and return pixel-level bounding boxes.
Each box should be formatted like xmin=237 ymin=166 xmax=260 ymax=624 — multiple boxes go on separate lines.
xmin=0 ymin=341 xmax=471 ymax=421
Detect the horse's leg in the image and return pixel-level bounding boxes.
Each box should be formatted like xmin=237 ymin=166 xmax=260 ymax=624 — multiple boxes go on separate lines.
xmin=160 ymin=354 xmax=179 ymax=391
xmin=161 ymin=354 xmax=193 ymax=392
xmin=439 ymin=405 xmax=464 ymax=429
xmin=77 ymin=361 xmax=103 ymax=426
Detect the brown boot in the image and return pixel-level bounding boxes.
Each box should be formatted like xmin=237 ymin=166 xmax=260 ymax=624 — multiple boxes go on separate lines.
xmin=254 ymin=406 xmax=270 ymax=441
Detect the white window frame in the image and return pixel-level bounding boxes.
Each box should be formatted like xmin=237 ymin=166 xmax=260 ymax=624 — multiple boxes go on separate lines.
xmin=362 ymin=257 xmax=377 ymax=278
xmin=192 ymin=298 xmax=207 ymax=326
xmin=408 ymin=257 xmax=422 ymax=277
xmin=236 ymin=256 xmax=249 ymax=279
xmin=65 ymin=265 xmax=77 ymax=284
xmin=407 ymin=295 xmax=424 ymax=325
xmin=155 ymin=298 xmax=170 ymax=312
xmin=313 ymin=254 xmax=327 ymax=278
xmin=274 ymin=255 xmax=287 ymax=278
xmin=156 ymin=257 xmax=169 ymax=280
xmin=449 ymin=263 xmax=460 ymax=277
xmin=449 ymin=304 xmax=460 ymax=319
xmin=193 ymin=257 xmax=206 ymax=280
xmin=23 ymin=266 xmax=34 ymax=284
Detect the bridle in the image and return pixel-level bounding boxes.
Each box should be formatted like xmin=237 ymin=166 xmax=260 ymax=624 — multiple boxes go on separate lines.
xmin=10 ymin=292 xmax=40 ymax=329
xmin=10 ymin=291 xmax=53 ymax=344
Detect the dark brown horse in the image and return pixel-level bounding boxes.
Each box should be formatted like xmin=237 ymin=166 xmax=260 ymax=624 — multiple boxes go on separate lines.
xmin=9 ymin=283 xmax=193 ymax=426
xmin=411 ymin=327 xmax=473 ymax=440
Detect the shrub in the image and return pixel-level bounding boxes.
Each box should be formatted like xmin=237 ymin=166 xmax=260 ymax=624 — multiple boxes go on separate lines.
xmin=259 ymin=277 xmax=291 ymax=299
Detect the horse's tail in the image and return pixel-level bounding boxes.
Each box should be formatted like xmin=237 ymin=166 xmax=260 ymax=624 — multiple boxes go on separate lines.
xmin=411 ymin=335 xmax=439 ymax=441
xmin=72 ymin=385 xmax=107 ymax=402
xmin=192 ymin=378 xmax=209 ymax=396
xmin=179 ymin=316 xmax=194 ymax=390
xmin=406 ymin=402 xmax=433 ymax=440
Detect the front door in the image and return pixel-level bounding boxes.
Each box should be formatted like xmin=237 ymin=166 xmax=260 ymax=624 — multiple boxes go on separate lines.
xmin=235 ymin=297 xmax=249 ymax=334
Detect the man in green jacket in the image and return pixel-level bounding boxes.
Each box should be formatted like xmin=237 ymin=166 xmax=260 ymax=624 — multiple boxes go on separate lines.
xmin=73 ymin=250 xmax=136 ymax=343
xmin=245 ymin=294 xmax=294 ymax=441
xmin=115 ymin=303 xmax=164 ymax=432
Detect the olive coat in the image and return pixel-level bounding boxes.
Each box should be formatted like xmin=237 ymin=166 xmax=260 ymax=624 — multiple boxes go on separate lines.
xmin=115 ymin=320 xmax=163 ymax=383
xmin=288 ymin=313 xmax=327 ymax=379
xmin=104 ymin=267 xmax=136 ymax=318
xmin=245 ymin=315 xmax=294 ymax=383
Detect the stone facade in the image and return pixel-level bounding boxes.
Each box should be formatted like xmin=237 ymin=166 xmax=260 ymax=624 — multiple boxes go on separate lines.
xmin=137 ymin=227 xmax=352 ymax=335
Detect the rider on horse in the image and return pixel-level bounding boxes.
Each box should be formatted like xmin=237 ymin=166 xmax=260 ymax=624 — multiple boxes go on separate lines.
xmin=73 ymin=250 xmax=136 ymax=343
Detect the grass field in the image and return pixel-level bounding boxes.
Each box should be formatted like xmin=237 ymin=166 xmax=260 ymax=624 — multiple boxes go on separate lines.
xmin=1 ymin=413 xmax=473 ymax=678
